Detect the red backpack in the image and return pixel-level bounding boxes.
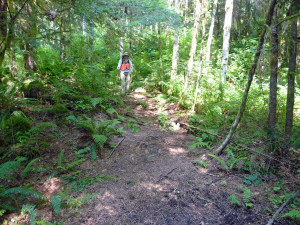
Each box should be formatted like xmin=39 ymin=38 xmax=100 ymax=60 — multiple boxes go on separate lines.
xmin=120 ymin=60 xmax=130 ymax=70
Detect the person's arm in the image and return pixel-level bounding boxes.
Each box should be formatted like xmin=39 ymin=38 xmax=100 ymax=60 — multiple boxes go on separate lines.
xmin=117 ymin=59 xmax=122 ymax=70
xmin=129 ymin=60 xmax=133 ymax=72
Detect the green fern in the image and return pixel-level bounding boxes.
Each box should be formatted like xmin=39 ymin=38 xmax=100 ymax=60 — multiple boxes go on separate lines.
xmin=50 ymin=194 xmax=62 ymax=214
xmin=65 ymin=159 xmax=85 ymax=170
xmin=1 ymin=187 xmax=45 ymax=199
xmin=91 ymin=98 xmax=103 ymax=107
xmin=92 ymin=134 xmax=107 ymax=148
xmin=91 ymin=144 xmax=98 ymax=160
xmin=282 ymin=209 xmax=300 ymax=218
xmin=242 ymin=187 xmax=252 ymax=207
xmin=228 ymin=194 xmax=241 ymax=206
xmin=21 ymin=204 xmax=37 ymax=225
xmin=21 ymin=158 xmax=39 ymax=179
xmin=0 ymin=157 xmax=27 ymax=179
xmin=208 ymin=154 xmax=229 ymax=170
xmin=57 ymin=150 xmax=65 ymax=168
xmin=194 ymin=158 xmax=208 ymax=168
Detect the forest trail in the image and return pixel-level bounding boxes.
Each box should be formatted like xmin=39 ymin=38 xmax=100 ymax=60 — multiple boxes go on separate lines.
xmin=43 ymin=90 xmax=280 ymax=225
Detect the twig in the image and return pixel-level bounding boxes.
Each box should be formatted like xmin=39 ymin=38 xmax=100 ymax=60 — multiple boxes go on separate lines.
xmin=266 ymin=189 xmax=299 ymax=225
xmin=180 ymin=123 xmax=222 ymax=138
xmin=157 ymin=168 xmax=178 ymax=182
xmin=108 ymin=137 xmax=125 ymax=158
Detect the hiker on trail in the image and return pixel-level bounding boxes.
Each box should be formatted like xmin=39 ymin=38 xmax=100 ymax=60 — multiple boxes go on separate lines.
xmin=117 ymin=52 xmax=133 ymax=94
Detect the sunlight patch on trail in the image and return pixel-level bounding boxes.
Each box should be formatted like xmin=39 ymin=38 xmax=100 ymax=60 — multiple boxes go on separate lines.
xmin=167 ymin=146 xmax=186 ymax=154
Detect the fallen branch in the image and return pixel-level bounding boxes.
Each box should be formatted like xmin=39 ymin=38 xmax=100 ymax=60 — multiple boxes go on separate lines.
xmin=108 ymin=137 xmax=125 ymax=158
xmin=180 ymin=123 xmax=222 ymax=138
xmin=266 ymin=189 xmax=299 ymax=225
xmin=157 ymin=168 xmax=178 ymax=182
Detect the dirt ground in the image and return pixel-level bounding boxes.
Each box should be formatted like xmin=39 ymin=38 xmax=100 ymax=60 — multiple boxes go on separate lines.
xmin=3 ymin=91 xmax=297 ymax=225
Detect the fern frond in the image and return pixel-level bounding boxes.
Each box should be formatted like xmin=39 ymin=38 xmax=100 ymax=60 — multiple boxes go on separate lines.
xmin=50 ymin=194 xmax=61 ymax=214
xmin=208 ymin=154 xmax=228 ymax=170
xmin=21 ymin=158 xmax=39 ymax=179
xmin=91 ymin=144 xmax=98 ymax=160
xmin=243 ymin=187 xmax=251 ymax=204
xmin=282 ymin=209 xmax=300 ymax=218
xmin=228 ymin=194 xmax=241 ymax=206
xmin=1 ymin=187 xmax=45 ymax=199
xmin=92 ymin=134 xmax=107 ymax=148
xmin=57 ymin=150 xmax=65 ymax=168
xmin=21 ymin=204 xmax=37 ymax=225
xmin=66 ymin=159 xmax=85 ymax=170
xmin=0 ymin=157 xmax=27 ymax=179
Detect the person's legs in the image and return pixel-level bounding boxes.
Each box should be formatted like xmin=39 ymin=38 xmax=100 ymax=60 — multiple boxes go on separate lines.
xmin=120 ymin=71 xmax=125 ymax=94
xmin=125 ymin=72 xmax=131 ymax=92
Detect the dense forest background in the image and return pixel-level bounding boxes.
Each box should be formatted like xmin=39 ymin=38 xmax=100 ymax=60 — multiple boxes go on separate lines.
xmin=0 ymin=0 xmax=299 ymax=224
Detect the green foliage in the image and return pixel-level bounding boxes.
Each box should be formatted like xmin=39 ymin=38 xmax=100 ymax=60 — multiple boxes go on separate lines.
xmin=2 ymin=116 xmax=32 ymax=143
xmin=57 ymin=149 xmax=85 ymax=171
xmin=208 ymin=154 xmax=229 ymax=170
xmin=189 ymin=133 xmax=215 ymax=151
xmin=242 ymin=187 xmax=252 ymax=207
xmin=137 ymin=100 xmax=148 ymax=108
xmin=21 ymin=204 xmax=38 ymax=225
xmin=50 ymin=195 xmax=62 ymax=214
xmin=126 ymin=119 xmax=140 ymax=133
xmin=158 ymin=114 xmax=171 ymax=128
xmin=21 ymin=158 xmax=39 ymax=179
xmin=194 ymin=158 xmax=208 ymax=168
xmin=243 ymin=173 xmax=262 ymax=186
xmin=92 ymin=135 xmax=108 ymax=148
xmin=0 ymin=157 xmax=27 ymax=179
xmin=50 ymin=104 xmax=69 ymax=117
xmin=282 ymin=209 xmax=300 ymax=219
xmin=228 ymin=194 xmax=241 ymax=206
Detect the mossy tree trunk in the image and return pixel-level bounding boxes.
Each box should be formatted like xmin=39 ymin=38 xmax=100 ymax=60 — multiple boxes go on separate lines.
xmin=268 ymin=10 xmax=279 ymax=152
xmin=284 ymin=0 xmax=298 ymax=147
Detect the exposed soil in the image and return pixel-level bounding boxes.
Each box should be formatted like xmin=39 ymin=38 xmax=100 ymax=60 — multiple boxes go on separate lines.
xmin=2 ymin=90 xmax=297 ymax=225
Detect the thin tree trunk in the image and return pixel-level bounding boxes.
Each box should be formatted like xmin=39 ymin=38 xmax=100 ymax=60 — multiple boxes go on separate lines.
xmin=120 ymin=37 xmax=124 ymax=57
xmin=285 ymin=0 xmax=298 ymax=143
xmin=220 ymin=0 xmax=233 ymax=83
xmin=183 ymin=0 xmax=202 ymax=94
xmin=184 ymin=0 xmax=189 ymax=36
xmin=206 ymin=0 xmax=218 ymax=61
xmin=170 ymin=0 xmax=180 ymax=93
xmin=158 ymin=24 xmax=164 ymax=92
xmin=268 ymin=11 xmax=279 ymax=151
xmin=192 ymin=10 xmax=207 ymax=112
xmin=0 ymin=0 xmax=8 ymax=65
xmin=215 ymin=0 xmax=277 ymax=155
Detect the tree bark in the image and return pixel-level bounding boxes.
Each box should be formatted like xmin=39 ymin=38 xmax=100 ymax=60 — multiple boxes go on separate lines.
xmin=192 ymin=8 xmax=207 ymax=112
xmin=170 ymin=0 xmax=180 ymax=93
xmin=268 ymin=11 xmax=278 ymax=151
xmin=183 ymin=0 xmax=201 ymax=94
xmin=184 ymin=0 xmax=189 ymax=36
xmin=0 ymin=0 xmax=8 ymax=65
xmin=205 ymin=0 xmax=218 ymax=61
xmin=220 ymin=0 xmax=233 ymax=83
xmin=215 ymin=0 xmax=277 ymax=155
xmin=285 ymin=0 xmax=298 ymax=143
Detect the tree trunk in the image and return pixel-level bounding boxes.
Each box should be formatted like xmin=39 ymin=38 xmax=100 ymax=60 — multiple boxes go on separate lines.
xmin=158 ymin=24 xmax=164 ymax=92
xmin=0 ymin=0 xmax=8 ymax=65
xmin=205 ymin=0 xmax=218 ymax=61
xmin=192 ymin=10 xmax=207 ymax=112
xmin=220 ymin=0 xmax=233 ymax=83
xmin=285 ymin=0 xmax=298 ymax=143
xmin=184 ymin=0 xmax=189 ymax=36
xmin=120 ymin=37 xmax=124 ymax=57
xmin=268 ymin=11 xmax=279 ymax=151
xmin=183 ymin=0 xmax=202 ymax=94
xmin=170 ymin=0 xmax=181 ymax=93
xmin=215 ymin=0 xmax=277 ymax=155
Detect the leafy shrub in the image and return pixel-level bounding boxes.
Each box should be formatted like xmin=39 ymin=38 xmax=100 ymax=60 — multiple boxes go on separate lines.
xmin=2 ymin=116 xmax=32 ymax=144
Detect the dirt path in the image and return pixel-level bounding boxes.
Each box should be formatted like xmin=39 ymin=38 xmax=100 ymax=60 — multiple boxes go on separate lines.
xmin=54 ymin=92 xmax=290 ymax=225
